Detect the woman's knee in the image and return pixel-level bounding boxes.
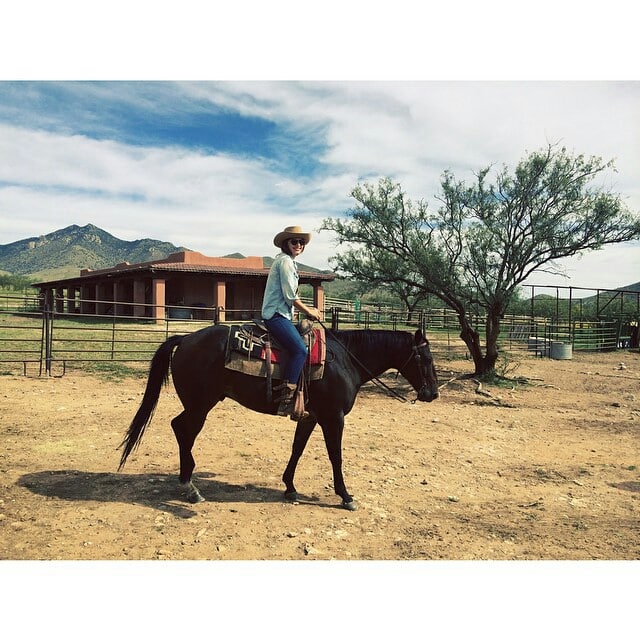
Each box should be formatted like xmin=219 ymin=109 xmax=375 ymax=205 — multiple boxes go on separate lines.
xmin=291 ymin=339 xmax=307 ymax=358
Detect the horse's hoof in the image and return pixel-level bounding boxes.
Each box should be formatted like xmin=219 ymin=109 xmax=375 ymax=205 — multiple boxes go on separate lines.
xmin=182 ymin=482 xmax=206 ymax=503
xmin=342 ymin=500 xmax=358 ymax=511
xmin=284 ymin=491 xmax=299 ymax=503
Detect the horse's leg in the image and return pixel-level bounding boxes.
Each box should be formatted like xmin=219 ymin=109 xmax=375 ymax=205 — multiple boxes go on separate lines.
xmin=282 ymin=416 xmax=317 ymax=502
xmin=171 ymin=409 xmax=208 ymax=503
xmin=320 ymin=416 xmax=357 ymax=511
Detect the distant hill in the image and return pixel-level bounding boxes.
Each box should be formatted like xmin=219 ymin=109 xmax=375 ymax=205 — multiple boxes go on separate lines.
xmin=618 ymin=282 xmax=640 ymax=293
xmin=0 ymin=224 xmax=190 ymax=281
xmin=529 ymin=282 xmax=640 ymax=300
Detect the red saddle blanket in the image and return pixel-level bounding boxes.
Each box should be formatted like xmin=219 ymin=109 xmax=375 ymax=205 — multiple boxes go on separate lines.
xmin=225 ymin=324 xmax=326 ymax=380
xmin=225 ymin=324 xmax=327 ymax=376
xmin=261 ymin=327 xmax=325 ymax=365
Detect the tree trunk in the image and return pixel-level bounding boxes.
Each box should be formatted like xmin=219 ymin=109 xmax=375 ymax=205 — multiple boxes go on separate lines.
xmin=457 ymin=309 xmax=500 ymax=375
xmin=483 ymin=309 xmax=502 ymax=373
xmin=457 ymin=312 xmax=485 ymax=375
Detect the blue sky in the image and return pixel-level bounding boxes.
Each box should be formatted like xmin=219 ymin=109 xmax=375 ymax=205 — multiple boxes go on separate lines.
xmin=1 ymin=6 xmax=639 ymax=293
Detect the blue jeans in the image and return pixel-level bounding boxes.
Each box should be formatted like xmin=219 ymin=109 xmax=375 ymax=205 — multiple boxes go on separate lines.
xmin=263 ymin=313 xmax=308 ymax=383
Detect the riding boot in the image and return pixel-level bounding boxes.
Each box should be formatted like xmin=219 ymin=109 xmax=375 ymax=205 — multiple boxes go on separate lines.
xmin=276 ymin=382 xmax=309 ymax=421
xmin=276 ymin=382 xmax=296 ymax=416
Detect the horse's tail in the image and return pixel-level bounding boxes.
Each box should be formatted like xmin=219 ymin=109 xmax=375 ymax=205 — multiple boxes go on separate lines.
xmin=118 ymin=334 xmax=184 ymax=470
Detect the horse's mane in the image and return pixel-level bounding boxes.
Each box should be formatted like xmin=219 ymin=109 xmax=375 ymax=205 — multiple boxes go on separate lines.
xmin=330 ymin=329 xmax=410 ymax=352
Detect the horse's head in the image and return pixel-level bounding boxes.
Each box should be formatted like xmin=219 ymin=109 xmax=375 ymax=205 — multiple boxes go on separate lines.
xmin=400 ymin=329 xmax=439 ymax=402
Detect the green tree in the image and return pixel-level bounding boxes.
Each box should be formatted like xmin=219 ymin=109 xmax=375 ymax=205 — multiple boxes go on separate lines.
xmin=0 ymin=273 xmax=36 ymax=290
xmin=322 ymin=144 xmax=640 ymax=375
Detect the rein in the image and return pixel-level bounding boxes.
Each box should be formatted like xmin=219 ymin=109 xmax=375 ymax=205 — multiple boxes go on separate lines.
xmin=317 ymin=320 xmax=420 ymax=404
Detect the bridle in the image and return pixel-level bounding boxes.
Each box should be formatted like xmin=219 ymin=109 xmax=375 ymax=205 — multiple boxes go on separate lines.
xmin=319 ymin=320 xmax=432 ymax=404
xmin=395 ymin=341 xmax=433 ymax=402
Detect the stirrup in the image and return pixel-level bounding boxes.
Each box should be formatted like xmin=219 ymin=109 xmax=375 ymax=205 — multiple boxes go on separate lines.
xmin=290 ymin=385 xmax=309 ymax=421
xmin=290 ymin=406 xmax=309 ymax=421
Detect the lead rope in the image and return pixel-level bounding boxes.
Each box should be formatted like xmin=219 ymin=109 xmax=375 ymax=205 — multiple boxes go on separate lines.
xmin=317 ymin=319 xmax=413 ymax=404
xmin=264 ymin=339 xmax=273 ymax=402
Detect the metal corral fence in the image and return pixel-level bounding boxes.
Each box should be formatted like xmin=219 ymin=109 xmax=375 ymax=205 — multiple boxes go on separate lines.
xmin=0 ymin=293 xmax=633 ymax=376
xmin=326 ymin=305 xmax=626 ymax=353
xmin=0 ymin=293 xmax=214 ymax=376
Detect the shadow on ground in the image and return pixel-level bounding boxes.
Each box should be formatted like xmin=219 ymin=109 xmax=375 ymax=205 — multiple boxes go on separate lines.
xmin=17 ymin=469 xmax=329 ymax=518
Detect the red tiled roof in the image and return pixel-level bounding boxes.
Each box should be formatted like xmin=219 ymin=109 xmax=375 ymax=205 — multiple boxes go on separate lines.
xmin=33 ymin=257 xmax=335 ymax=287
xmin=149 ymin=262 xmax=334 ymax=280
xmin=150 ymin=262 xmax=271 ymax=276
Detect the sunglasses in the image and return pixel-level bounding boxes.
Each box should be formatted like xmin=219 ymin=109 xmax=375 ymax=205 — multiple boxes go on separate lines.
xmin=289 ymin=238 xmax=306 ymax=246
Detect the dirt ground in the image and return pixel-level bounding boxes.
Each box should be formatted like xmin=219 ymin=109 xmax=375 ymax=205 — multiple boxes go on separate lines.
xmin=0 ymin=349 xmax=638 ymax=561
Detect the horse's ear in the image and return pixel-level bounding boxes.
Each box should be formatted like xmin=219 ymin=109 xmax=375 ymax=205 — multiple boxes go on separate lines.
xmin=415 ymin=329 xmax=425 ymax=343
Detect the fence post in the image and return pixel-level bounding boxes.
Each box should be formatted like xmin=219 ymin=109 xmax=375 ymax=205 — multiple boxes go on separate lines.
xmin=111 ymin=311 xmax=117 ymax=360
xmin=43 ymin=303 xmax=53 ymax=376
xmin=331 ymin=306 xmax=339 ymax=331
xmin=39 ymin=306 xmax=46 ymax=376
xmin=420 ymin=311 xmax=427 ymax=336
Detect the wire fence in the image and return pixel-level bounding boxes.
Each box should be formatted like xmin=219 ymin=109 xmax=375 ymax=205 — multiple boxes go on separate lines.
xmin=0 ymin=292 xmax=635 ymax=377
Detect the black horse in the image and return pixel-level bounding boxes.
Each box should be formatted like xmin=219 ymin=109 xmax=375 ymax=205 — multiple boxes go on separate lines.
xmin=118 ymin=325 xmax=439 ymax=510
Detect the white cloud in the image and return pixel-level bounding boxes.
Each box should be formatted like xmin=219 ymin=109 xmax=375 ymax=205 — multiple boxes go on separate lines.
xmin=523 ymin=242 xmax=640 ymax=291
xmin=196 ymin=81 xmax=640 ymax=203
xmin=0 ymin=120 xmax=342 ymax=264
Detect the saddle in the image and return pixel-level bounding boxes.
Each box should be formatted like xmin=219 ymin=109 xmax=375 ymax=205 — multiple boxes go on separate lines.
xmin=224 ymin=320 xmax=326 ymax=384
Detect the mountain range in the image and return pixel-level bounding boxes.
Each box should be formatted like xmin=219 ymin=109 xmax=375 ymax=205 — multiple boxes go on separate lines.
xmin=1 ymin=224 xmax=637 ymax=298
xmin=0 ymin=224 xmax=330 ymax=281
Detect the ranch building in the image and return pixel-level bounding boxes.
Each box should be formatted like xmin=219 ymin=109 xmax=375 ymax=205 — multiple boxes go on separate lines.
xmin=33 ymin=250 xmax=335 ymax=323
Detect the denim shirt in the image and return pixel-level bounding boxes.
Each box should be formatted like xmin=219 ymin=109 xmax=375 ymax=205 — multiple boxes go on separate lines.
xmin=261 ymin=252 xmax=299 ymax=321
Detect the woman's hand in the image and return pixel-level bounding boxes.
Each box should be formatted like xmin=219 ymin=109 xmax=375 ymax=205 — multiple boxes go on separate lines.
xmin=305 ymin=307 xmax=321 ymax=321
xmin=294 ymin=300 xmax=321 ymax=321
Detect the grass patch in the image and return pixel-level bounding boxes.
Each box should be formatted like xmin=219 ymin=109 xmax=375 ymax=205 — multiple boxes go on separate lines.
xmin=74 ymin=361 xmax=148 ymax=382
xmin=476 ymin=370 xmax=531 ymax=389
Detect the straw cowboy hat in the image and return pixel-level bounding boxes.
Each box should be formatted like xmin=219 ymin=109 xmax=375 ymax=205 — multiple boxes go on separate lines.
xmin=273 ymin=225 xmax=312 ymax=249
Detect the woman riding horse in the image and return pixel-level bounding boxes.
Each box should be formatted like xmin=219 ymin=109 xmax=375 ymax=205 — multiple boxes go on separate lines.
xmin=261 ymin=225 xmax=321 ymax=420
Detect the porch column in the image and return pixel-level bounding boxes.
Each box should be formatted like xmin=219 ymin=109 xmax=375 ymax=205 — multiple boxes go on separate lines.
xmin=133 ymin=279 xmax=146 ymax=318
xmin=96 ymin=283 xmax=109 ymax=315
xmin=215 ymin=280 xmax=226 ymax=323
xmin=313 ymin=283 xmax=326 ymax=320
xmin=80 ymin=284 xmax=94 ymax=314
xmin=152 ymin=278 xmax=166 ymax=323
xmin=55 ymin=287 xmax=64 ymax=313
xmin=113 ymin=281 xmax=122 ymax=317
xmin=66 ymin=287 xmax=77 ymax=314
